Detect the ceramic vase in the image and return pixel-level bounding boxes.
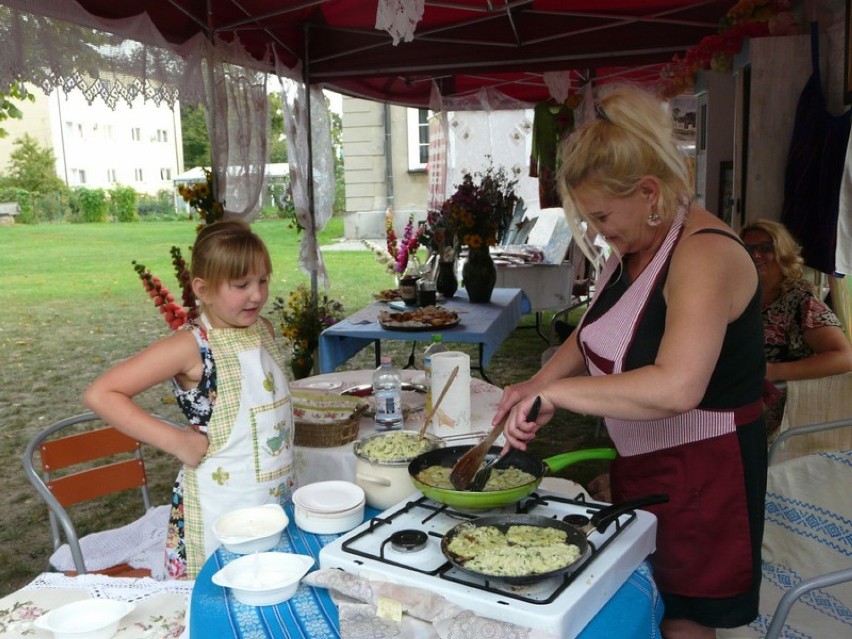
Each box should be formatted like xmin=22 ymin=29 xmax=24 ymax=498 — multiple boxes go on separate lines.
xmin=291 ymin=347 xmax=314 ymax=380
xmin=462 ymin=245 xmax=496 ymax=303
xmin=435 ymin=260 xmax=458 ymax=299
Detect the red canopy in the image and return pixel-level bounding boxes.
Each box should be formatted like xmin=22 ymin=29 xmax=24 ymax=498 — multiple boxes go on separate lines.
xmin=55 ymin=0 xmax=732 ymax=105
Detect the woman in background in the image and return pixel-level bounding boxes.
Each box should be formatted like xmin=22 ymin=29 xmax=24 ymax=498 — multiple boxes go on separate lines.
xmin=740 ymin=219 xmax=852 ymax=434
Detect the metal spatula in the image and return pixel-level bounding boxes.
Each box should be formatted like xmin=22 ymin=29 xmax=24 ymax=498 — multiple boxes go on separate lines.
xmin=450 ymin=396 xmax=541 ymax=491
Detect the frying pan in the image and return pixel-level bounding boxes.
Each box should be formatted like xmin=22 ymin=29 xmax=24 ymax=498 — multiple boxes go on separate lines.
xmin=440 ymin=494 xmax=669 ymax=584
xmin=408 ymin=444 xmax=617 ymax=509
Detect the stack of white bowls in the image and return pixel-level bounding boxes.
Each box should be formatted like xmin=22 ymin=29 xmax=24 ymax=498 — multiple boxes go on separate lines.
xmin=292 ymin=480 xmax=365 ymax=534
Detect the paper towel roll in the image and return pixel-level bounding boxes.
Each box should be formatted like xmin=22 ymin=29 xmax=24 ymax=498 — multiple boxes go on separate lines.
xmin=428 ymin=351 xmax=471 ymax=437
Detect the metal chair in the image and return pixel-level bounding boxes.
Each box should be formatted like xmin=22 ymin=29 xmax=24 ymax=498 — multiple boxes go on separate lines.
xmin=22 ymin=412 xmax=179 ymax=576
xmin=764 ymin=417 xmax=852 ymax=639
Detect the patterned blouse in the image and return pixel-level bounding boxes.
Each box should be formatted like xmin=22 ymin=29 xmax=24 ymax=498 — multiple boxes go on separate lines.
xmin=763 ymin=279 xmax=841 ymax=363
xmin=171 ymin=323 xmax=217 ymax=431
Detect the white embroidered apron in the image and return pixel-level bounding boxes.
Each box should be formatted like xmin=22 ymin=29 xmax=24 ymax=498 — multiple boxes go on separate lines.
xmin=182 ymin=315 xmax=294 ymax=577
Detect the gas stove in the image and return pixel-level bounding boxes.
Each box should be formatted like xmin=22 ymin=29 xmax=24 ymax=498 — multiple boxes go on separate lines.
xmin=319 ymin=489 xmax=658 ymax=638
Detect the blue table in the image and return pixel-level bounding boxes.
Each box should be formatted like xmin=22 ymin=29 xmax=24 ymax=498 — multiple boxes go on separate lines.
xmin=318 ymin=288 xmax=532 ymax=383
xmin=190 ymin=505 xmax=664 ymax=639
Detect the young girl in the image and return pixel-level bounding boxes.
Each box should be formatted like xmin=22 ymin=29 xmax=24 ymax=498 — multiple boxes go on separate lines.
xmin=84 ymin=218 xmax=295 ymax=579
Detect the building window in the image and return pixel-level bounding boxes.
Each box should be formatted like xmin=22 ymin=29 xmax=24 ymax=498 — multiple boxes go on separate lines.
xmin=107 ymin=169 xmax=117 ymax=183
xmin=160 ymin=167 xmax=172 ymax=180
xmin=71 ymin=168 xmax=86 ymax=185
xmin=157 ymin=129 xmax=169 ymax=143
xmin=131 ymin=128 xmax=141 ymax=142
xmin=64 ymin=121 xmax=74 ymax=137
xmin=406 ymin=107 xmax=430 ymax=171
xmin=134 ymin=168 xmax=144 ymax=181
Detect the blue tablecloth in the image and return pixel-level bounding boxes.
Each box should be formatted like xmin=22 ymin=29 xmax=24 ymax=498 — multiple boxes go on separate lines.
xmin=191 ymin=505 xmax=663 ymax=639
xmin=318 ymin=288 xmax=532 ymax=374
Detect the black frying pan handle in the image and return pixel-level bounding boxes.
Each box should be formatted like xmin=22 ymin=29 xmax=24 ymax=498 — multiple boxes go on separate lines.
xmin=590 ymin=493 xmax=669 ymax=533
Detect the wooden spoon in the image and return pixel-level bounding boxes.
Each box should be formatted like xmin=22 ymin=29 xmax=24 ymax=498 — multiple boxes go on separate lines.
xmin=450 ymin=396 xmax=541 ymax=491
xmin=417 ymin=365 xmax=459 ymax=439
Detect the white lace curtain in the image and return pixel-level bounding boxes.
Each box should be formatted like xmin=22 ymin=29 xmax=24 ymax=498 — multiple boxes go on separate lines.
xmin=0 ymin=0 xmax=319 ymax=233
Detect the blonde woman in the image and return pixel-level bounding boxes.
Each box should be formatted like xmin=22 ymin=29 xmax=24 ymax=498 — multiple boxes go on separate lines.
xmin=740 ymin=219 xmax=852 ymax=432
xmin=494 ymin=85 xmax=766 ymax=638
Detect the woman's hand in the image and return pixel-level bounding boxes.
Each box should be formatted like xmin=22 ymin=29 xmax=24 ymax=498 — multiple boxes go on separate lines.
xmin=492 ymin=378 xmax=542 ymax=429
xmin=503 ymin=392 xmax=555 ymax=451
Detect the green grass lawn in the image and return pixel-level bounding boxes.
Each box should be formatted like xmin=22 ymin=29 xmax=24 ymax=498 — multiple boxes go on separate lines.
xmin=0 ymin=217 xmax=608 ymax=596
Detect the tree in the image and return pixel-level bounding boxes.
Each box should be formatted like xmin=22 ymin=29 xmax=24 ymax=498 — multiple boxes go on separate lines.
xmin=6 ymin=133 xmax=66 ymax=193
xmin=269 ymin=92 xmax=288 ymax=163
xmin=0 ymin=82 xmax=34 ymax=138
xmin=180 ymin=103 xmax=210 ymax=169
xmin=328 ymin=107 xmax=346 ymax=214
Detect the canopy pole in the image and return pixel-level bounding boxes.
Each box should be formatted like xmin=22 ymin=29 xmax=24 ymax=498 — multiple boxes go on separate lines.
xmin=303 ymin=23 xmax=318 ymax=300
xmin=205 ymin=0 xmax=219 ymax=206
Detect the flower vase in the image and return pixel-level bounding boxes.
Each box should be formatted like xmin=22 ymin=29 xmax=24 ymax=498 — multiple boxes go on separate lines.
xmin=290 ymin=347 xmax=314 ymax=380
xmin=462 ymin=245 xmax=496 ymax=303
xmin=435 ymin=260 xmax=458 ymax=299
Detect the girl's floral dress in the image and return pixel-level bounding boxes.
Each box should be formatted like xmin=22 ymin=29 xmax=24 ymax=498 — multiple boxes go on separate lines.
xmin=167 ymin=323 xmax=217 ymax=579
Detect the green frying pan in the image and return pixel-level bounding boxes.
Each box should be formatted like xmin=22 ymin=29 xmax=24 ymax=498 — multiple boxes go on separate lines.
xmin=408 ymin=445 xmax=616 ymax=509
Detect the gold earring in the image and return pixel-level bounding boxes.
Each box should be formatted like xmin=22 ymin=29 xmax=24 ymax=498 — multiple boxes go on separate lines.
xmin=647 ymin=205 xmax=661 ymax=227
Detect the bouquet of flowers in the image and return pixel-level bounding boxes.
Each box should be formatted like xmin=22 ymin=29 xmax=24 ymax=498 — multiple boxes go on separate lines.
xmin=133 ymin=169 xmax=227 ymax=331
xmin=427 ymin=161 xmax=519 ymax=250
xmin=177 ymin=168 xmax=225 ymax=225
xmin=273 ymin=284 xmax=345 ymax=356
xmin=365 ymin=209 xmax=422 ymax=274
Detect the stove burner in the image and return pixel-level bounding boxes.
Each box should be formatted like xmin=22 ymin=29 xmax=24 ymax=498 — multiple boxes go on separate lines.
xmin=563 ymin=513 xmax=590 ymax=527
xmin=389 ymin=529 xmax=428 ymax=553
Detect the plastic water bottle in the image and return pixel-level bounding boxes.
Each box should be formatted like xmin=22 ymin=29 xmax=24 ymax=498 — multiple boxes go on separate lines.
xmin=423 ymin=334 xmax=449 ymax=415
xmin=373 ymin=356 xmax=404 ymax=431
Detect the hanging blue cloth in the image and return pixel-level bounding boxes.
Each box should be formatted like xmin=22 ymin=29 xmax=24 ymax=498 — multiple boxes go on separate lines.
xmin=780 ymin=23 xmax=852 ymax=275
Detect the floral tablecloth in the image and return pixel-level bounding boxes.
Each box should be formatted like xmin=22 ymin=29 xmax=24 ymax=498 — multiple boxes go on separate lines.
xmin=0 ymin=572 xmax=193 ymax=637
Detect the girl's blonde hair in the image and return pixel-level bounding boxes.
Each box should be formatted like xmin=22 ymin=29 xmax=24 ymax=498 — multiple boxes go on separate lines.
xmin=556 ymin=84 xmax=692 ymax=263
xmin=191 ymin=218 xmax=272 ymax=293
xmin=740 ymin=218 xmax=805 ymax=286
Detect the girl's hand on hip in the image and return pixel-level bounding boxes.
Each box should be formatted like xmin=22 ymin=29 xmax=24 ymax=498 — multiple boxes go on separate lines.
xmin=178 ymin=429 xmax=210 ymax=468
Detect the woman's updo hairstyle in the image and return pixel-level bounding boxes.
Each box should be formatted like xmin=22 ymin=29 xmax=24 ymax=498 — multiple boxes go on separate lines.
xmin=556 ymin=84 xmax=692 ymax=260
xmin=191 ymin=217 xmax=272 ymax=292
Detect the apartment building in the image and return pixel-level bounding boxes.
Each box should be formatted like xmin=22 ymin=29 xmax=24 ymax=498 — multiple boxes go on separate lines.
xmin=0 ymin=85 xmax=183 ymax=195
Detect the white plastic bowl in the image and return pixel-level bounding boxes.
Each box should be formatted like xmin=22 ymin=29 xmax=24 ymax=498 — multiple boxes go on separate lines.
xmin=212 ymin=503 xmax=289 ymax=554
xmin=211 ymin=552 xmax=314 ymax=606
xmin=33 ymin=599 xmax=135 ymax=639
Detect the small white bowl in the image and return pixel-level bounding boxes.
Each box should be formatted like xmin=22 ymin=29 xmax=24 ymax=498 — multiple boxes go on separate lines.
xmin=212 ymin=503 xmax=289 ymax=554
xmin=211 ymin=552 xmax=314 ymax=606
xmin=33 ymin=599 xmax=135 ymax=639
xmin=292 ymin=480 xmax=365 ymax=513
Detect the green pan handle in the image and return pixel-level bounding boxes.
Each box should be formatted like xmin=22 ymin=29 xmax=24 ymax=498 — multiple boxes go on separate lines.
xmin=544 ymin=448 xmax=617 ymax=474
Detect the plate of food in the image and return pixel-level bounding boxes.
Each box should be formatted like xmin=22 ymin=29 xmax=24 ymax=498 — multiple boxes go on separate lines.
xmin=373 ymin=288 xmax=402 ymax=303
xmin=378 ymin=306 xmax=460 ymax=331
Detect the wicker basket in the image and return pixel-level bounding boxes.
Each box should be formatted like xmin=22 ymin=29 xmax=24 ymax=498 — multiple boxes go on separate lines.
xmin=295 ymin=413 xmax=362 ymax=448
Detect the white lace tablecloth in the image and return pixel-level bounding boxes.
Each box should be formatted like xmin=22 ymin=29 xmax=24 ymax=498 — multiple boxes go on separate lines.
xmin=290 ymin=369 xmax=502 ymax=487
xmin=0 ymin=572 xmax=193 ymax=638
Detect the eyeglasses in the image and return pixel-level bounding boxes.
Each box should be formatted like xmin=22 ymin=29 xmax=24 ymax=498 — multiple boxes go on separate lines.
xmin=744 ymin=241 xmax=774 ymax=255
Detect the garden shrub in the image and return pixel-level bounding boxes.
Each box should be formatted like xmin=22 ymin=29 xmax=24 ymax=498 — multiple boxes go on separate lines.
xmin=75 ymin=187 xmax=108 ymax=223
xmin=109 ymin=185 xmax=139 ymax=222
